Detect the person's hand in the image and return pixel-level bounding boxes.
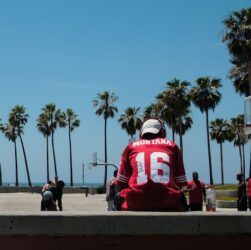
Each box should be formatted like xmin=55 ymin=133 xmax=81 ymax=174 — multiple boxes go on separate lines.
xmin=182 ymin=186 xmax=190 ymax=192
xmin=183 ymin=186 xmax=192 ymax=192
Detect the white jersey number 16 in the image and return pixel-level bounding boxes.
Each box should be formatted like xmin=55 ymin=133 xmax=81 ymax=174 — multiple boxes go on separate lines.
xmin=136 ymin=152 xmax=170 ymax=185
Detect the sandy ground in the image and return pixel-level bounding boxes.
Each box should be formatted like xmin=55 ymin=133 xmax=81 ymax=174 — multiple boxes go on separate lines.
xmin=0 ymin=192 xmax=238 ymax=213
xmin=0 ymin=193 xmax=108 ymax=212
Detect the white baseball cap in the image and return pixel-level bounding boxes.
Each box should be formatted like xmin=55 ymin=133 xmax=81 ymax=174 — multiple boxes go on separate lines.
xmin=141 ymin=119 xmax=162 ymax=136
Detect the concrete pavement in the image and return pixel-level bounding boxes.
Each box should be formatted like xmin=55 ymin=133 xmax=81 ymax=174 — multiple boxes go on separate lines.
xmin=0 ymin=192 xmax=238 ymax=213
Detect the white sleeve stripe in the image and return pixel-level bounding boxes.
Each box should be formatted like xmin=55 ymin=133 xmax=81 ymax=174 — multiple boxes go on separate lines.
xmin=116 ymin=174 xmax=128 ymax=183
xmin=175 ymin=176 xmax=187 ymax=182
xmin=175 ymin=177 xmax=187 ymax=180
xmin=176 ymin=179 xmax=187 ymax=182
xmin=175 ymin=175 xmax=186 ymax=179
xmin=116 ymin=176 xmax=128 ymax=183
xmin=117 ymin=173 xmax=128 ymax=180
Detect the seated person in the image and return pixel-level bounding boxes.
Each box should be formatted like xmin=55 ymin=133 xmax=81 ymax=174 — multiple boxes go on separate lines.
xmin=114 ymin=118 xmax=188 ymax=211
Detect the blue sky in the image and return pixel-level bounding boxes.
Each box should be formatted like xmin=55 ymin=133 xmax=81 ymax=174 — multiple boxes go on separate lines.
xmin=0 ymin=0 xmax=250 ymax=185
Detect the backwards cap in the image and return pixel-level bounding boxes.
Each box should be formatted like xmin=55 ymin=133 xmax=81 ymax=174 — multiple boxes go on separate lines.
xmin=141 ymin=119 xmax=163 ymax=136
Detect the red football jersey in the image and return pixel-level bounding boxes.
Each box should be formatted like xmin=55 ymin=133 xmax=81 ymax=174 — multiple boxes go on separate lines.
xmin=247 ymin=179 xmax=251 ymax=197
xmin=187 ymin=180 xmax=205 ymax=204
xmin=115 ymin=138 xmax=187 ymax=211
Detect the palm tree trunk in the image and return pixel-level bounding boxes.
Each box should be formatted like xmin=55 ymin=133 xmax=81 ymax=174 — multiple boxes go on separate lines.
xmin=206 ymin=110 xmax=213 ymax=184
xmin=179 ymin=133 xmax=183 ymax=156
xmin=242 ymin=144 xmax=246 ymax=180
xmin=46 ymin=135 xmax=49 ymax=183
xmin=51 ymin=131 xmax=58 ymax=177
xmin=239 ymin=145 xmax=243 ymax=174
xmin=248 ymin=60 xmax=251 ymax=178
xmin=19 ymin=134 xmax=32 ymax=187
xmin=172 ymin=115 xmax=175 ymax=142
xmin=104 ymin=117 xmax=108 ymax=192
xmin=14 ymin=140 xmax=18 ymax=186
xmin=69 ymin=123 xmax=73 ymax=186
xmin=0 ymin=163 xmax=2 ymax=187
xmin=172 ymin=128 xmax=175 ymax=142
xmin=220 ymin=142 xmax=224 ymax=185
xmin=248 ymin=60 xmax=251 ymax=95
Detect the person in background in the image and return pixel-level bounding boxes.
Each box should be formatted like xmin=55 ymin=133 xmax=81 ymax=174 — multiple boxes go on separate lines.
xmin=41 ymin=180 xmax=56 ymax=211
xmin=42 ymin=180 xmax=53 ymax=192
xmin=246 ymin=177 xmax=251 ymax=211
xmin=237 ymin=173 xmax=247 ymax=211
xmin=106 ymin=169 xmax=118 ymax=211
xmin=114 ymin=118 xmax=189 ymax=211
xmin=186 ymin=172 xmax=206 ymax=211
xmin=40 ymin=179 xmax=65 ymax=211
xmin=50 ymin=180 xmax=65 ymax=211
xmin=41 ymin=190 xmax=57 ymax=211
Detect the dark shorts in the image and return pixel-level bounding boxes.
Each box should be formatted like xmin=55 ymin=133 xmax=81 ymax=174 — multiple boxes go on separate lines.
xmin=113 ymin=192 xmax=189 ymax=212
xmin=189 ymin=203 xmax=203 ymax=211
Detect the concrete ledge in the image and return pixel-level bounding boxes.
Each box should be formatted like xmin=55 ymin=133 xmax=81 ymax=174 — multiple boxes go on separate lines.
xmin=217 ymin=200 xmax=237 ymax=208
xmin=0 ymin=212 xmax=251 ymax=236
xmin=216 ymin=190 xmax=237 ymax=197
xmin=0 ymin=212 xmax=251 ymax=250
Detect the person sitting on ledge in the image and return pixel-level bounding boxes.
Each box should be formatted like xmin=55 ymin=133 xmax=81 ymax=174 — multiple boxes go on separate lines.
xmin=113 ymin=118 xmax=189 ymax=211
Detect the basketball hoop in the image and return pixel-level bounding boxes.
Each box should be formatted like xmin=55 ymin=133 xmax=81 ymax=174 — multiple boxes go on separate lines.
xmin=88 ymin=152 xmax=118 ymax=170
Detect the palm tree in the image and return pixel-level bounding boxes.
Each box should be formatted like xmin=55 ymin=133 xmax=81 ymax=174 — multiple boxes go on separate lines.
xmin=156 ymin=91 xmax=176 ymax=141
xmin=174 ymin=108 xmax=193 ymax=156
xmin=1 ymin=123 xmax=19 ymax=186
xmin=190 ymin=77 xmax=222 ymax=184
xmin=0 ymin=162 xmax=2 ymax=187
xmin=37 ymin=112 xmax=51 ymax=182
xmin=144 ymin=103 xmax=162 ymax=119
xmin=118 ymin=107 xmax=142 ymax=140
xmin=210 ymin=118 xmax=230 ymax=185
xmin=228 ymin=58 xmax=249 ymax=96
xmin=156 ymin=79 xmax=190 ymax=143
xmin=63 ymin=108 xmax=80 ymax=186
xmin=230 ymin=115 xmax=248 ymax=177
xmin=41 ymin=104 xmax=64 ymax=177
xmin=9 ymin=105 xmax=32 ymax=186
xmin=222 ymin=7 xmax=251 ymax=95
xmin=93 ymin=91 xmax=118 ymax=191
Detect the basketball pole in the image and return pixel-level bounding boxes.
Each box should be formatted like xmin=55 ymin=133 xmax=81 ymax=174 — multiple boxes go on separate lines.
xmin=82 ymin=163 xmax=85 ymax=186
